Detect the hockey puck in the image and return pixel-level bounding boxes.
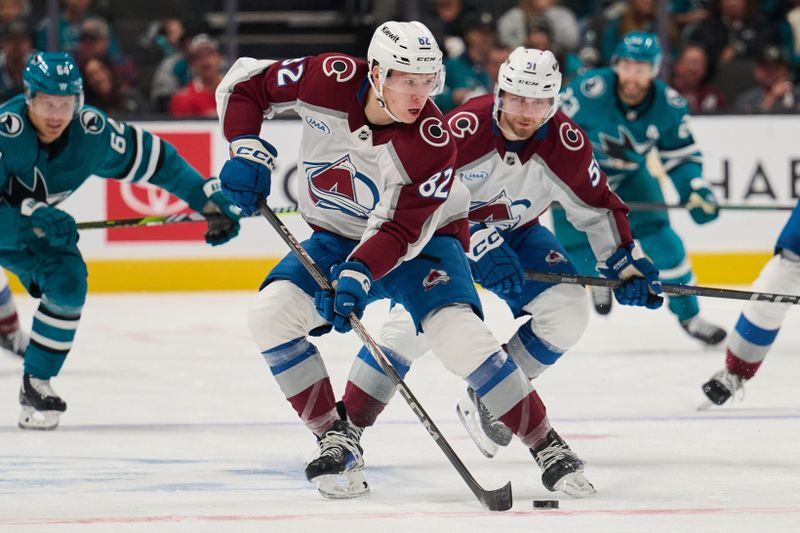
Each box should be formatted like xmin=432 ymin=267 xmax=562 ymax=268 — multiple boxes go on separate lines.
xmin=532 ymin=500 xmax=559 ymax=509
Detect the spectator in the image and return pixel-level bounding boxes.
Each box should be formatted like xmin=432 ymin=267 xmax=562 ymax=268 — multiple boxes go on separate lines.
xmin=671 ymin=0 xmax=711 ymax=38
xmin=687 ymin=0 xmax=769 ymax=66
xmin=35 ymin=0 xmax=122 ymax=57
xmin=671 ymin=44 xmax=727 ymax=113
xmin=76 ymin=17 xmax=137 ymax=91
xmin=82 ymin=54 xmax=141 ymax=115
xmin=170 ymin=34 xmax=223 ymax=118
xmin=150 ymin=20 xmax=191 ymax=113
xmin=434 ymin=11 xmax=495 ymax=113
xmin=734 ymin=45 xmax=800 ymax=113
xmin=419 ymin=0 xmax=477 ymax=58
xmin=525 ymin=16 xmax=583 ymax=82
xmin=497 ymin=0 xmax=580 ymax=52
xmin=779 ymin=0 xmax=800 ymax=78
xmin=486 ymin=42 xmax=511 ymax=85
xmin=0 ymin=20 xmax=31 ymax=102
xmin=599 ymin=0 xmax=664 ymax=65
xmin=0 ymin=0 xmax=31 ymax=31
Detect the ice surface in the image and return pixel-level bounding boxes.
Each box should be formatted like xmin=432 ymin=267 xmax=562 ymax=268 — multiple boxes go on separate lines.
xmin=0 ymin=290 xmax=798 ymax=532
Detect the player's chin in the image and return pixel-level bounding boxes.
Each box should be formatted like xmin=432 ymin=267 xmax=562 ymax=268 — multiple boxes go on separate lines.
xmin=401 ymin=108 xmax=422 ymax=123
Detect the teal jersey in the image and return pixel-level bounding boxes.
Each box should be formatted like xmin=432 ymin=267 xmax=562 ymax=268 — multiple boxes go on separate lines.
xmin=559 ymin=68 xmax=703 ymax=202
xmin=0 ymin=95 xmax=209 ymax=250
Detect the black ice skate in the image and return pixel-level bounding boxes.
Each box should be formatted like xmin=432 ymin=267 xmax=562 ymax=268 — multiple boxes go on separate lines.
xmin=456 ymin=386 xmax=513 ymax=458
xmin=590 ymin=286 xmax=613 ymax=315
xmin=680 ymin=315 xmax=727 ymax=346
xmin=0 ymin=325 xmax=28 ymax=359
xmin=700 ymin=369 xmax=744 ymax=409
xmin=305 ymin=419 xmax=368 ymax=499
xmin=19 ymin=373 xmax=67 ymax=430
xmin=531 ymin=429 xmax=596 ymax=498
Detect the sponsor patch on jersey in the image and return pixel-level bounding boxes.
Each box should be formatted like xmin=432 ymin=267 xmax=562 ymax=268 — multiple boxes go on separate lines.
xmin=305 ymin=115 xmax=331 ymax=135
xmin=304 ymin=154 xmax=379 ymax=218
xmin=0 ymin=112 xmax=23 ymax=137
xmin=580 ymin=76 xmax=605 ymax=98
xmin=322 ymin=55 xmax=357 ymax=82
xmin=79 ymin=108 xmax=106 ymax=134
xmin=665 ymin=87 xmax=687 ymax=108
xmin=559 ymin=122 xmax=585 ymax=151
xmin=461 ymin=170 xmax=488 ymax=181
xmin=423 ymin=268 xmax=451 ymax=290
xmin=545 ymin=250 xmax=567 ymax=266
xmin=419 ymin=117 xmax=450 ymax=147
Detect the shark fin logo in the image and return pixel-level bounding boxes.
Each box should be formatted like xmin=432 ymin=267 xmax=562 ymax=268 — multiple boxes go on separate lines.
xmin=0 ymin=112 xmax=23 ymax=137
xmin=79 ymin=108 xmax=106 ymax=135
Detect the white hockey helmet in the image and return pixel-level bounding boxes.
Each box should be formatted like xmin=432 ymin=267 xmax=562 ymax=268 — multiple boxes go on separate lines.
xmin=493 ymin=47 xmax=562 ymax=127
xmin=367 ymin=21 xmax=445 ymax=104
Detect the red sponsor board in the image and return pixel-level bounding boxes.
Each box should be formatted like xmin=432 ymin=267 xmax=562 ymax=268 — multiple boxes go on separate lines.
xmin=106 ymin=131 xmax=212 ymax=242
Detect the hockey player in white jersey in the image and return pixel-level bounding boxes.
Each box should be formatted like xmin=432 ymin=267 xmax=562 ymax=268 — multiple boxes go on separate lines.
xmin=0 ymin=270 xmax=28 ymax=358
xmin=216 ymin=23 xmax=631 ymax=500
xmin=338 ymin=47 xmax=664 ymax=496
xmin=702 ymin=201 xmax=800 ymax=406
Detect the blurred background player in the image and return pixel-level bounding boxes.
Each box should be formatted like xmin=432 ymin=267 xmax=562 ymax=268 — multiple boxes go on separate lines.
xmin=556 ymin=31 xmax=727 ymax=346
xmin=216 ymin=20 xmax=602 ymax=500
xmin=702 ymin=201 xmax=800 ymax=407
xmin=0 ymin=269 xmax=28 ymax=358
xmin=0 ymin=51 xmax=241 ymax=430
xmin=345 ymin=48 xmax=662 ymax=492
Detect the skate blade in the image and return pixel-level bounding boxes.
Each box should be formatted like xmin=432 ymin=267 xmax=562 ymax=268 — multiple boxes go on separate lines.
xmin=553 ymin=472 xmax=597 ymax=498
xmin=314 ymin=470 xmax=370 ymax=500
xmin=696 ymin=399 xmax=715 ymax=411
xmin=456 ymin=398 xmax=499 ymax=459
xmin=18 ymin=406 xmax=60 ymax=430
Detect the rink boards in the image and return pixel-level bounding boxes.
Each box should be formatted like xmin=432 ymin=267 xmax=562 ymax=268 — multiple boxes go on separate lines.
xmin=6 ymin=115 xmax=800 ymax=292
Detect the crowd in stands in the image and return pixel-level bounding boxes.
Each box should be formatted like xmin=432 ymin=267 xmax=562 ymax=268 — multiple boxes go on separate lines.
xmin=2 ymin=0 xmax=800 ymax=118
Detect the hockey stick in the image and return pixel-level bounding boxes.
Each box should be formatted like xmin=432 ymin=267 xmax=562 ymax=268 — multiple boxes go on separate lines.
xmin=524 ymin=270 xmax=800 ymax=305
xmin=256 ymin=198 xmax=513 ymax=512
xmin=624 ymin=201 xmax=793 ymax=212
xmin=75 ymin=204 xmax=300 ymax=230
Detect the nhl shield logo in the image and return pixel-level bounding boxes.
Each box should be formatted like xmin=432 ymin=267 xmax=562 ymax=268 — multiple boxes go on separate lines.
xmin=423 ymin=269 xmax=451 ymax=291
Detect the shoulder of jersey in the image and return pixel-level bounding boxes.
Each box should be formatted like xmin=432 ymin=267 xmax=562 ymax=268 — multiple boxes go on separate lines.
xmin=299 ymin=52 xmax=369 ymax=111
xmin=543 ymin=111 xmax=591 ymax=156
xmin=653 ymin=78 xmax=689 ymax=111
xmin=572 ymin=68 xmax=613 ymax=100
xmin=392 ymin=99 xmax=454 ymax=158
xmin=70 ymin=106 xmax=109 ymax=139
xmin=0 ymin=95 xmax=27 ymax=142
xmin=445 ymin=94 xmax=493 ymax=140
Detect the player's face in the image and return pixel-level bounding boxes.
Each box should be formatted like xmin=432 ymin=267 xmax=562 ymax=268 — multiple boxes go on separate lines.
xmin=615 ymin=59 xmax=653 ymax=104
xmin=382 ymin=71 xmax=438 ymax=123
xmin=28 ymin=93 xmax=75 ymax=143
xmin=497 ymin=93 xmax=553 ymax=139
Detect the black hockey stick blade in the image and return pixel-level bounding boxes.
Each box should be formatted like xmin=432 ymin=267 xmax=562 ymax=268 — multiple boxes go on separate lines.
xmin=256 ymin=199 xmax=513 ymax=511
xmin=524 ymin=270 xmax=800 ymax=305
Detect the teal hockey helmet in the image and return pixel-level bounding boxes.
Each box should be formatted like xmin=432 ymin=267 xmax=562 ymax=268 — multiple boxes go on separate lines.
xmin=612 ymin=32 xmax=662 ymax=77
xmin=23 ymin=51 xmax=84 ymax=116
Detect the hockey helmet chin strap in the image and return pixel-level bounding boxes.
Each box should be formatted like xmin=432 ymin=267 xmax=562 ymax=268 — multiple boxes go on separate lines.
xmin=368 ymin=71 xmax=405 ymax=124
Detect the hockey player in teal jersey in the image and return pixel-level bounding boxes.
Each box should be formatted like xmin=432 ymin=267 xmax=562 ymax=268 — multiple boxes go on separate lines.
xmin=555 ymin=31 xmax=727 ymax=345
xmin=0 ymin=52 xmax=242 ymax=430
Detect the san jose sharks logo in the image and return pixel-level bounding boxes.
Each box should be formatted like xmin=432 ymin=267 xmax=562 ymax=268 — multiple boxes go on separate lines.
xmin=597 ymin=126 xmax=654 ymax=174
xmin=468 ymin=190 xmax=531 ymax=231
xmin=0 ymin=112 xmax=23 ymax=137
xmin=79 ymin=108 xmax=106 ymax=134
xmin=305 ymin=154 xmax=379 ymax=218
xmin=0 ymin=167 xmax=70 ymax=207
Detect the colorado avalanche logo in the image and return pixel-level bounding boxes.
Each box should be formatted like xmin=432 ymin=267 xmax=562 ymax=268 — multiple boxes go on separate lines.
xmin=419 ymin=117 xmax=449 ymax=147
xmin=0 ymin=112 xmax=23 ymax=137
xmin=545 ymin=250 xmax=567 ymax=266
xmin=305 ymin=154 xmax=379 ymax=218
xmin=468 ymin=190 xmax=530 ymax=231
xmin=559 ymin=122 xmax=585 ymax=151
xmin=322 ymin=55 xmax=358 ymax=82
xmin=447 ymin=111 xmax=479 ymax=138
xmin=423 ymin=269 xmax=451 ymax=291
xmin=79 ymin=109 xmax=106 ymax=135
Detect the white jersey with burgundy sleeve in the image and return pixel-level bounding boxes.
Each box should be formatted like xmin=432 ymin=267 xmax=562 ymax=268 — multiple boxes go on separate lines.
xmin=216 ymin=53 xmax=469 ymax=279
xmin=445 ymin=94 xmax=633 ymax=263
